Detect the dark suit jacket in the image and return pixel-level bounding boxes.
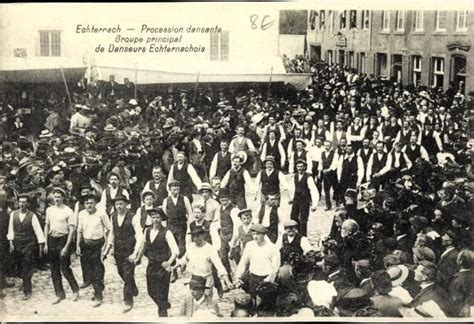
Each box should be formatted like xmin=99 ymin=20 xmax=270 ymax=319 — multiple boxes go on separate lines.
xmin=437 ymin=247 xmax=459 ymax=290
xmin=411 ymin=283 xmax=456 ymax=317
xmin=448 ymin=269 xmax=474 ymax=315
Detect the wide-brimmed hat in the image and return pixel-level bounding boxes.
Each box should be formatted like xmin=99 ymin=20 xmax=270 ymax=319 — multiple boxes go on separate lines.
xmin=263 ymin=155 xmax=275 ymax=164
xmin=39 ymin=129 xmax=54 ymax=138
xmin=104 ymin=124 xmax=117 ymax=132
xmin=198 ymin=183 xmax=213 ymax=193
xmin=52 ymin=187 xmax=67 ymax=197
xmin=231 ymin=151 xmax=247 ymax=164
xmin=387 ymin=265 xmax=409 ymax=287
xmin=141 ymin=190 xmax=156 ymax=201
xmin=237 ymin=208 xmax=252 ymax=218
xmin=218 ymin=188 xmax=230 ymax=200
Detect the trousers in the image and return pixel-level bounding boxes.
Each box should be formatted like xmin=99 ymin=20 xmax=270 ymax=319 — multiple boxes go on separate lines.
xmin=80 ymin=238 xmax=105 ymax=300
xmin=146 ymin=259 xmax=171 ymax=317
xmin=48 ymin=235 xmax=79 ymax=299
xmin=114 ymin=252 xmax=138 ymax=305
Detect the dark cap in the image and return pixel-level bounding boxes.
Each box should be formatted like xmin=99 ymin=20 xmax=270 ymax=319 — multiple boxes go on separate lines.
xmin=218 ymin=187 xmax=231 ymax=199
xmin=250 ymin=223 xmax=267 ymax=234
xmin=188 ymin=276 xmax=207 ymax=290
xmin=112 ymin=195 xmax=129 ymax=203
xmin=168 ymin=180 xmax=180 ymax=188
xmin=147 ymin=208 xmax=167 ymax=220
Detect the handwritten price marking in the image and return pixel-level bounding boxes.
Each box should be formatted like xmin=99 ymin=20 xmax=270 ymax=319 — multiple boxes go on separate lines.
xmin=250 ymin=14 xmax=274 ymax=31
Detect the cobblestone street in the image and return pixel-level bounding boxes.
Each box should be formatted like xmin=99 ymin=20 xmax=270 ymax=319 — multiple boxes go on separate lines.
xmin=1 ymin=177 xmax=334 ymax=320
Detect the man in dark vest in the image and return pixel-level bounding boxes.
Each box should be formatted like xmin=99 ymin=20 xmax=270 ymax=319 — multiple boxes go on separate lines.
xmin=209 ymin=139 xmax=232 ymax=180
xmin=142 ymin=165 xmax=168 ymax=207
xmin=385 ymin=142 xmax=412 ymax=181
xmin=104 ymin=195 xmax=142 ymax=313
xmin=277 ymin=219 xmax=315 ymax=265
xmin=288 ymin=159 xmax=319 ymax=236
xmin=221 ymin=153 xmax=252 ymax=209
xmin=135 ymin=208 xmax=179 ymax=317
xmin=260 ymin=129 xmax=286 ymax=170
xmin=216 ymin=188 xmax=239 ymax=279
xmin=7 ymin=194 xmax=45 ymax=300
xmin=337 ymin=143 xmax=364 ymax=200
xmin=347 ymin=116 xmax=366 ymax=152
xmin=366 ymin=141 xmax=389 ymax=190
xmin=421 ymin=122 xmax=443 ymax=158
xmin=229 ymin=208 xmax=255 ymax=265
xmin=162 ymin=180 xmax=192 ymax=282
xmin=356 ymin=138 xmax=374 ymax=185
xmin=254 ymin=156 xmax=286 ymax=205
xmin=99 ymin=172 xmax=129 ymax=216
xmin=402 ymin=133 xmax=430 ymax=165
xmin=167 ymin=151 xmax=202 ymax=204
xmin=288 ymin=139 xmax=312 ymax=174
xmin=135 ymin=190 xmax=156 ymax=230
xmin=395 ymin=120 xmax=413 ymax=148
xmin=319 ymin=140 xmax=339 ymax=211
xmin=257 ymin=192 xmax=281 ymax=243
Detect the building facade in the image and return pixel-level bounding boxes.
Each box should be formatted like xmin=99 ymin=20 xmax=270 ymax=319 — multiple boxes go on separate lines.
xmin=307 ymin=10 xmax=474 ymax=93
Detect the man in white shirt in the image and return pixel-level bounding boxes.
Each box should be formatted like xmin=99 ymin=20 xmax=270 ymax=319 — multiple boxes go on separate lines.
xmin=260 ymin=130 xmax=286 ymax=170
xmin=70 ymin=105 xmax=92 ymax=136
xmin=167 ymin=151 xmax=202 ymax=204
xmin=44 ymin=187 xmax=79 ymax=305
xmin=7 ymin=194 xmax=45 ymax=300
xmin=257 ymin=193 xmax=283 ymax=243
xmin=337 ymin=143 xmax=365 ymax=194
xmin=76 ymin=194 xmax=111 ymax=307
xmin=235 ymin=224 xmax=280 ymax=303
xmin=221 ymin=154 xmax=253 ymax=209
xmin=176 ymin=226 xmax=233 ymax=298
xmin=194 ymin=183 xmax=220 ymax=224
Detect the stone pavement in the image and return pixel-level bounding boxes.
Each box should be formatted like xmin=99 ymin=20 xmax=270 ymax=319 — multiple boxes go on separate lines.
xmin=1 ymin=176 xmax=334 ymax=320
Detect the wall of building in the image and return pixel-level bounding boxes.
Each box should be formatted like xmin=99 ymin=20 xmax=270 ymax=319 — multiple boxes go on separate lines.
xmin=278 ymin=35 xmax=305 ymax=58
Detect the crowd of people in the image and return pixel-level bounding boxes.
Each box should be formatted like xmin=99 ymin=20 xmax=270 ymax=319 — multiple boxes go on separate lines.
xmin=0 ymin=59 xmax=473 ymax=318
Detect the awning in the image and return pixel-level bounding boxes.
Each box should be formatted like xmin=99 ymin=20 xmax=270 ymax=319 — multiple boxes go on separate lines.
xmin=90 ymin=56 xmax=312 ymax=90
xmin=0 ymin=57 xmax=87 ymax=83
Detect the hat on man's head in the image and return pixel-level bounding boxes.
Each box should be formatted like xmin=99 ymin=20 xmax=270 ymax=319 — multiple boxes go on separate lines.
xmin=39 ymin=129 xmax=54 ymax=138
xmin=284 ymin=219 xmax=298 ymax=228
xmin=295 ymin=158 xmax=307 ymax=166
xmin=107 ymin=171 xmax=121 ymax=181
xmin=413 ymin=246 xmax=436 ymax=263
xmin=112 ymin=194 xmax=129 ymax=203
xmin=187 ymin=276 xmax=207 ymax=290
xmin=168 ymin=180 xmax=180 ymax=188
xmin=198 ymin=183 xmax=213 ymax=193
xmin=263 ymin=155 xmax=275 ymax=164
xmin=250 ymin=223 xmax=267 ymax=234
xmin=52 ymin=187 xmax=67 ymax=197
xmin=147 ymin=207 xmax=167 ymax=220
xmin=295 ymin=138 xmax=306 ymax=147
xmin=218 ymin=188 xmax=230 ymax=199
xmin=344 ymin=188 xmax=357 ymax=200
xmin=409 ymin=215 xmax=429 ymax=229
xmin=237 ymin=208 xmax=252 ymax=218
xmin=387 ymin=265 xmax=409 ymax=287
xmin=141 ymin=190 xmax=155 ymax=201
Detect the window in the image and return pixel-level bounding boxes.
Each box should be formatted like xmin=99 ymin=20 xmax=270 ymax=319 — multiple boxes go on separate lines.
xmin=456 ymin=11 xmax=468 ymax=31
xmin=376 ymin=53 xmax=388 ymax=78
xmin=358 ymin=52 xmax=366 ymax=74
xmin=210 ymin=31 xmax=229 ymax=61
xmin=392 ymin=54 xmax=403 ymax=82
xmin=339 ymin=50 xmax=345 ymax=66
xmin=395 ymin=10 xmax=405 ymax=31
xmin=320 ymin=10 xmax=326 ymax=29
xmin=349 ymin=10 xmax=357 ymax=29
xmin=382 ymin=10 xmax=390 ymax=31
xmin=348 ymin=51 xmax=355 ymax=68
xmin=362 ymin=10 xmax=370 ymax=29
xmin=435 ymin=11 xmax=447 ymax=31
xmin=412 ymin=55 xmax=422 ymax=84
xmin=39 ymin=30 xmax=61 ymax=56
xmin=340 ymin=11 xmax=347 ymax=29
xmin=329 ymin=10 xmax=335 ymax=32
xmin=414 ymin=11 xmax=424 ymax=31
xmin=432 ymin=57 xmax=444 ymax=87
xmin=327 ymin=50 xmax=334 ymax=64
